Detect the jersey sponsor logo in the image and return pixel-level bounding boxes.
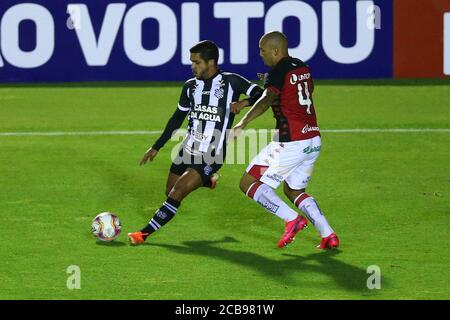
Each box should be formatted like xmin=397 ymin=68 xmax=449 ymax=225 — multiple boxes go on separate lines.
xmin=190 ymin=105 xmax=221 ymax=122
xmin=303 ymin=146 xmax=321 ymax=154
xmin=301 ymin=124 xmax=320 ymax=134
xmin=193 ymin=105 xmax=218 ymax=113
xmin=190 ymin=129 xmax=209 ymax=141
xmin=289 ymin=72 xmax=311 ymax=85
xmin=265 ymin=173 xmax=284 ymax=184
xmin=192 ymin=83 xmax=201 ymax=96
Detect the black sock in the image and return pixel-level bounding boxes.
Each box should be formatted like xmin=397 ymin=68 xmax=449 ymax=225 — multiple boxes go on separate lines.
xmin=140 ymin=197 xmax=180 ymax=239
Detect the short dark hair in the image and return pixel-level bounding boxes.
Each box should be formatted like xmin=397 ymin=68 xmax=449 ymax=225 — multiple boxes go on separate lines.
xmin=190 ymin=40 xmax=219 ymax=65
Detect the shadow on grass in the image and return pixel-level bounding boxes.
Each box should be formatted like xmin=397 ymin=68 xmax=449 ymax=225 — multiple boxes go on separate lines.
xmin=95 ymin=240 xmax=127 ymax=247
xmin=146 ymin=237 xmax=387 ymax=293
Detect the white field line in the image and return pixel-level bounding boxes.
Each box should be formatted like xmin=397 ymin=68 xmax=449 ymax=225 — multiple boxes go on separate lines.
xmin=0 ymin=128 xmax=449 ymax=137
xmin=0 ymin=130 xmax=163 ymax=136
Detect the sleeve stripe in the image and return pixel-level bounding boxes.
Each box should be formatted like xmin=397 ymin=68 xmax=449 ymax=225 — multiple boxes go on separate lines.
xmin=246 ymin=84 xmax=257 ymax=96
xmin=177 ymin=104 xmax=190 ymax=112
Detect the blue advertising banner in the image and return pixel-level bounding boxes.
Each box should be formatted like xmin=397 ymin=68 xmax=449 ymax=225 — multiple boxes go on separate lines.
xmin=0 ymin=0 xmax=393 ymax=82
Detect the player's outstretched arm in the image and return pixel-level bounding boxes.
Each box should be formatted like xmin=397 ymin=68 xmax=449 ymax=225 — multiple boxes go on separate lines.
xmin=233 ymin=88 xmax=278 ymax=131
xmin=230 ymin=85 xmax=264 ymax=114
xmin=230 ymin=100 xmax=249 ymax=114
xmin=140 ymin=107 xmax=188 ymax=166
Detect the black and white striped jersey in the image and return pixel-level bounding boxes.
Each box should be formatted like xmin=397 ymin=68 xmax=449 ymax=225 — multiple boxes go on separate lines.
xmin=153 ymin=71 xmax=262 ymax=158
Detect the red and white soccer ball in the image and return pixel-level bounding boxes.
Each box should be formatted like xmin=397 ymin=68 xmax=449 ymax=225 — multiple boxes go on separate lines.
xmin=91 ymin=212 xmax=122 ymax=242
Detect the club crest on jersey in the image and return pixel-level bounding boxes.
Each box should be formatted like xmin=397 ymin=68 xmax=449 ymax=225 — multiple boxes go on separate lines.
xmin=214 ymin=88 xmax=224 ymax=99
xmin=214 ymin=80 xmax=226 ymax=99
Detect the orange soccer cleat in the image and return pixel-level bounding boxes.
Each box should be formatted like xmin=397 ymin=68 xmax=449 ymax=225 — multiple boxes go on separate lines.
xmin=127 ymin=231 xmax=149 ymax=246
xmin=277 ymin=215 xmax=308 ymax=248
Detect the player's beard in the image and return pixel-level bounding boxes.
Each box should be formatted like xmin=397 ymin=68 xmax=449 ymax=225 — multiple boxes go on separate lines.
xmin=193 ymin=69 xmax=206 ymax=80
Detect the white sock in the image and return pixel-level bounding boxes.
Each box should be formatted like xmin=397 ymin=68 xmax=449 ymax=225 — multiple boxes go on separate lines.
xmin=247 ymin=182 xmax=298 ymax=222
xmin=294 ymin=193 xmax=333 ymax=238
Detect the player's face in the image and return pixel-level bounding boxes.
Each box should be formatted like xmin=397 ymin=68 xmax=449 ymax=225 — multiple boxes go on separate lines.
xmin=190 ymin=53 xmax=211 ymax=79
xmin=259 ymin=40 xmax=276 ymax=67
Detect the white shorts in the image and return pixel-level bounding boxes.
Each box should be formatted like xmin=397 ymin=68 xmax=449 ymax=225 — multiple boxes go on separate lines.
xmin=246 ymin=136 xmax=321 ymax=189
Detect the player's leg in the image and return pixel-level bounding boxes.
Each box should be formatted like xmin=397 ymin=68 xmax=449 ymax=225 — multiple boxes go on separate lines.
xmin=167 ymin=168 xmax=202 ymax=201
xmin=283 ymin=137 xmax=339 ymax=249
xmin=240 ymin=142 xmax=308 ymax=247
xmin=240 ymin=171 xmax=308 ymax=248
xmin=167 ymin=167 xmax=219 ymax=195
xmin=165 ymin=172 xmax=181 ymax=197
xmin=240 ymin=172 xmax=298 ymax=222
xmin=165 ymin=149 xmax=187 ymax=196
xmin=140 ymin=164 xmax=216 ymax=236
xmin=129 ymin=169 xmax=203 ymax=245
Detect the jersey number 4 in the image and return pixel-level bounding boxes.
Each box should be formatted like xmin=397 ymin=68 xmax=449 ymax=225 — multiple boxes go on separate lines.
xmin=297 ymin=82 xmax=312 ymax=114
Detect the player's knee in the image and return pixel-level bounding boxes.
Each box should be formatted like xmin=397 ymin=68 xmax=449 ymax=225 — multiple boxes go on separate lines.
xmin=168 ymin=182 xmax=188 ymax=201
xmin=283 ymin=183 xmax=294 ymax=197
xmin=239 ymin=179 xmax=248 ymax=194
xmin=239 ymin=175 xmax=255 ymax=194
xmin=283 ymin=183 xmax=305 ymax=200
xmin=168 ymin=186 xmax=184 ymax=201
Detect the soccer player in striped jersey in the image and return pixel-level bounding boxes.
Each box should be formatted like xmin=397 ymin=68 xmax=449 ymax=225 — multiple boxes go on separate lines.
xmin=128 ymin=40 xmax=263 ymax=245
xmin=232 ymin=31 xmax=339 ymax=249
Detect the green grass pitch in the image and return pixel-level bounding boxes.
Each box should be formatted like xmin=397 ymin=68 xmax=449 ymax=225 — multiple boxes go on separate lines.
xmin=0 ymin=80 xmax=449 ymax=299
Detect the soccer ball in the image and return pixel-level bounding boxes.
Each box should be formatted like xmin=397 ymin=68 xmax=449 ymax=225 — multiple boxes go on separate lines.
xmin=91 ymin=212 xmax=122 ymax=242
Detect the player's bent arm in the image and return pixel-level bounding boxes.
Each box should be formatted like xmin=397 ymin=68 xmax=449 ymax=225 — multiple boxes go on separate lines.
xmin=237 ymin=88 xmax=278 ymax=129
xmin=245 ymin=85 xmax=264 ymax=106
xmin=230 ymin=86 xmax=264 ymax=114
xmin=151 ymin=107 xmax=189 ymax=151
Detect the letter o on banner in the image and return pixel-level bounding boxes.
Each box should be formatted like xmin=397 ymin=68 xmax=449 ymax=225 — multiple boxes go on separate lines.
xmin=124 ymin=2 xmax=177 ymax=67
xmin=264 ymin=1 xmax=318 ymax=61
xmin=1 ymin=4 xmax=54 ymax=68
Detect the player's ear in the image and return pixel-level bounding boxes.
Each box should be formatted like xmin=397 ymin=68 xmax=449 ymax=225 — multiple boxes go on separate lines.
xmin=273 ymin=48 xmax=279 ymax=57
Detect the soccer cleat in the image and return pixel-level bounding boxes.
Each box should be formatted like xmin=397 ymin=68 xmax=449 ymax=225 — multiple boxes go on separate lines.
xmin=317 ymin=233 xmax=340 ymax=250
xmin=127 ymin=231 xmax=149 ymax=245
xmin=277 ymin=215 xmax=308 ymax=248
xmin=209 ymin=173 xmax=220 ymax=189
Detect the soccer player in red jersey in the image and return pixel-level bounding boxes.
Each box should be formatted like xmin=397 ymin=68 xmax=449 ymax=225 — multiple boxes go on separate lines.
xmin=232 ymin=31 xmax=339 ymax=249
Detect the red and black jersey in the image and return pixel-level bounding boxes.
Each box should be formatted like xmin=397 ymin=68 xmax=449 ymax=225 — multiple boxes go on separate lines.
xmin=264 ymin=56 xmax=320 ymax=142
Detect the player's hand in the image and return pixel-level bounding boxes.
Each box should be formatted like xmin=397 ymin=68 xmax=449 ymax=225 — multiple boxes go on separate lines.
xmin=140 ymin=147 xmax=158 ymax=165
xmin=230 ymin=100 xmax=248 ymax=114
xmin=257 ymin=72 xmax=268 ymax=82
